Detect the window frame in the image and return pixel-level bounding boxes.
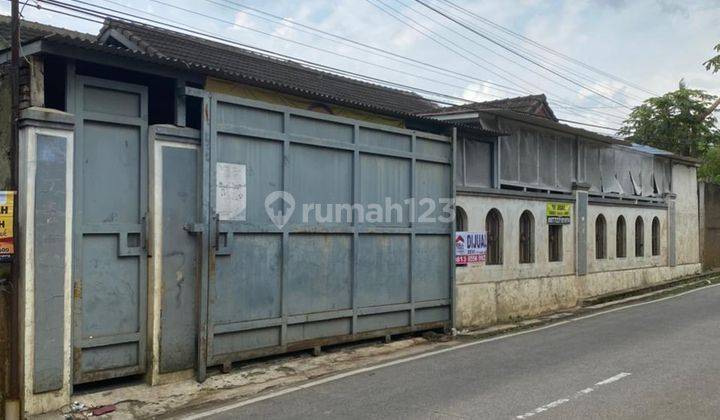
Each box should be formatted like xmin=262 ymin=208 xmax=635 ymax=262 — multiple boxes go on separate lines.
xmin=455 ymin=206 xmax=467 ymax=232
xmin=519 ymin=210 xmax=535 ymax=264
xmin=616 ymin=216 xmax=627 ymax=258
xmin=651 ymin=216 xmax=660 ymax=256
xmin=486 ymin=208 xmax=503 ymax=265
xmin=635 ymin=216 xmax=645 ymax=257
xmin=595 ymin=214 xmax=607 ymax=259
xmin=548 ymin=224 xmax=563 ymax=262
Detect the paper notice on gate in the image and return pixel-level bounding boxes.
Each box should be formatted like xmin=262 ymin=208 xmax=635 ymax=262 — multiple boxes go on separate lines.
xmin=216 ymin=163 xmax=246 ymax=221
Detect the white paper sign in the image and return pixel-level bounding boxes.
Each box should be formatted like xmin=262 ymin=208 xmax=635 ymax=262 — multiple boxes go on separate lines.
xmin=216 ymin=162 xmax=246 ymax=221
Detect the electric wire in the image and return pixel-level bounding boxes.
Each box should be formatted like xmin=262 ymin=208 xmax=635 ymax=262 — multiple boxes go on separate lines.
xmin=438 ymin=0 xmax=659 ymax=97
xmin=413 ymin=0 xmax=633 ymax=110
xmin=29 ymin=0 xmax=623 ymax=132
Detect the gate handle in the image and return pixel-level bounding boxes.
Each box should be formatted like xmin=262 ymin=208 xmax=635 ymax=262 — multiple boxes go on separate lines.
xmin=214 ymin=214 xmax=233 ymax=256
xmin=183 ymin=223 xmax=205 ymax=235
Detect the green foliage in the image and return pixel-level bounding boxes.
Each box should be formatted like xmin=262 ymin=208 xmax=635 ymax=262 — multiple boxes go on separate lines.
xmin=618 ymin=80 xmax=720 ymax=159
xmin=699 ymin=146 xmax=720 ymax=184
xmin=705 ymin=42 xmax=720 ymax=74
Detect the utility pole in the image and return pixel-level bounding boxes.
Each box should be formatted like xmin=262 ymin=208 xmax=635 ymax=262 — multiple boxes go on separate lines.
xmin=8 ymin=0 xmax=20 ymax=403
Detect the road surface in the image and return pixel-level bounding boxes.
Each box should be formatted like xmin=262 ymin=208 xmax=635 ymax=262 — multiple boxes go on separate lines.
xmin=194 ymin=284 xmax=720 ymax=419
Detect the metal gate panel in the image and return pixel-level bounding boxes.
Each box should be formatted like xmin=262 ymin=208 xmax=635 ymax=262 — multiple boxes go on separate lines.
xmin=191 ymin=91 xmax=453 ymax=370
xmin=149 ymin=126 xmax=202 ymax=373
xmin=72 ymin=76 xmax=148 ymax=383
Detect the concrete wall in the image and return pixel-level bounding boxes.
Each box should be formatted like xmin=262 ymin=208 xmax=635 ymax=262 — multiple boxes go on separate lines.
xmin=455 ymin=194 xmax=577 ymax=326
xmin=673 ymin=164 xmax=700 ymax=265
xmin=700 ymin=182 xmax=720 ymax=270
xmin=455 ymin=164 xmax=702 ymax=329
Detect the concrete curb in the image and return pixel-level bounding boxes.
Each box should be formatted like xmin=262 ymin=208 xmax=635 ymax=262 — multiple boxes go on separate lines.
xmin=456 ymin=271 xmax=720 ymax=342
xmin=579 ymin=270 xmax=720 ymax=307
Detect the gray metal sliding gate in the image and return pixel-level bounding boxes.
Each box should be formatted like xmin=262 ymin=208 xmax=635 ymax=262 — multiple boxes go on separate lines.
xmin=199 ymin=91 xmax=454 ymax=374
xmin=68 ymin=75 xmax=452 ymax=384
xmin=153 ymin=90 xmax=454 ymax=380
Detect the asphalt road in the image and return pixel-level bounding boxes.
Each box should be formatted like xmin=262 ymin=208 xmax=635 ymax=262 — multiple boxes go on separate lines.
xmin=201 ymin=285 xmax=720 ymax=419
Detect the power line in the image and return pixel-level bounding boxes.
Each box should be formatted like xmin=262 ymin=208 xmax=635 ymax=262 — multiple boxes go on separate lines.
xmin=217 ymin=0 xmax=628 ymax=122
xmin=557 ymin=119 xmax=621 ymax=131
xmin=72 ymin=0 xmax=625 ymax=125
xmin=368 ymin=0 xmax=628 ymax=124
xmin=71 ymin=0 xmax=540 ymax=105
xmin=208 ymin=0 xmax=528 ymax=96
xmin=413 ymin=0 xmax=633 ymax=110
xmin=424 ymin=0 xmax=648 ymax=103
xmin=387 ymin=0 xmax=630 ymax=122
xmin=438 ymin=0 xmax=659 ymax=97
xmin=35 ymin=0 xmax=623 ymax=130
xmin=37 ymin=0 xmax=467 ymax=104
xmin=365 ymin=0 xmax=546 ymax=97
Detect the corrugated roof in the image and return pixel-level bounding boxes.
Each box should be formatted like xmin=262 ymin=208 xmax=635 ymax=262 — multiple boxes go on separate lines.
xmin=99 ymin=18 xmax=439 ymax=114
xmin=424 ymin=94 xmax=558 ymax=121
xmin=625 ymin=143 xmax=700 ymax=165
xmin=0 ymin=15 xmax=93 ymax=49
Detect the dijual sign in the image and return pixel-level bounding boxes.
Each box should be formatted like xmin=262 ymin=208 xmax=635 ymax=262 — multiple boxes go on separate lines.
xmin=0 ymin=191 xmax=15 ymax=262
xmin=546 ymin=202 xmax=571 ymax=225
xmin=455 ymin=231 xmax=487 ymax=265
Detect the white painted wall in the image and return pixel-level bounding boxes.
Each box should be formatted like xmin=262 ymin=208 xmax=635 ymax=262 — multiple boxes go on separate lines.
xmin=455 ymin=162 xmax=703 ymax=329
xmin=18 ymin=124 xmax=74 ymax=416
xmin=586 ymin=205 xmax=667 ymax=273
xmin=455 ymin=194 xmax=575 ymax=284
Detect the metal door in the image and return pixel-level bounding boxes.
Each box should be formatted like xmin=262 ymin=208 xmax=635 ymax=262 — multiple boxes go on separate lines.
xmin=72 ymin=76 xmax=149 ymax=383
xmin=196 ymin=91 xmax=454 ymax=374
xmin=149 ymin=125 xmax=203 ymax=374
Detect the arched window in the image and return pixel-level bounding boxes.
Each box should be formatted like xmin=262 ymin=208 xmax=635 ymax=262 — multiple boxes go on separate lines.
xmin=519 ymin=210 xmax=535 ymax=264
xmin=635 ymin=216 xmax=645 ymax=257
xmin=548 ymin=224 xmax=563 ymax=262
xmin=652 ymin=217 xmax=660 ymax=256
xmin=486 ymin=209 xmax=503 ymax=265
xmin=616 ymin=216 xmax=627 ymax=258
xmin=455 ymin=206 xmax=467 ymax=232
xmin=595 ymin=215 xmax=607 ymax=259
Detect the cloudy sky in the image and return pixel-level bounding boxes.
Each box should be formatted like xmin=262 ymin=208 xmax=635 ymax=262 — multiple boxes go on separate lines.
xmin=3 ymin=0 xmax=719 ymax=133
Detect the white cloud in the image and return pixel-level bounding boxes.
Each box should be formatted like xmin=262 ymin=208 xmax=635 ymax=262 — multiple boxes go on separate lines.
xmin=461 ymin=82 xmax=498 ymax=103
xmin=231 ymin=11 xmax=253 ymax=30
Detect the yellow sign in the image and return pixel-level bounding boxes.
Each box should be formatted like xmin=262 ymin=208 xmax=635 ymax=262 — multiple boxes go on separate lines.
xmin=0 ymin=191 xmax=15 ymax=260
xmin=546 ymin=202 xmax=571 ymax=225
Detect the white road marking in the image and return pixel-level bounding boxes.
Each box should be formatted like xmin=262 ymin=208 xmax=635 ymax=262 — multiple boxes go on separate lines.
xmin=516 ymin=373 xmax=632 ymax=419
xmin=595 ymin=372 xmax=632 ymax=386
xmin=182 ymin=282 xmax=719 ymax=419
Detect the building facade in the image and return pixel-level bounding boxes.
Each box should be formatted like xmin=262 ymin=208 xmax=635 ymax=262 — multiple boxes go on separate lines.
xmin=424 ymin=100 xmax=702 ymax=328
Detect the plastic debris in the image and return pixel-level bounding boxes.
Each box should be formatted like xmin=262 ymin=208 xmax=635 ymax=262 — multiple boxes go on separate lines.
xmin=70 ymin=401 xmax=87 ymax=412
xmin=91 ymin=404 xmax=117 ymax=416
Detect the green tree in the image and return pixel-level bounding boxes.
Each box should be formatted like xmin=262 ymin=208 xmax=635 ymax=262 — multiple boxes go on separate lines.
xmin=705 ymin=42 xmax=720 ymax=74
xmin=699 ymin=145 xmax=720 ymax=183
xmin=618 ymin=80 xmax=720 ymax=159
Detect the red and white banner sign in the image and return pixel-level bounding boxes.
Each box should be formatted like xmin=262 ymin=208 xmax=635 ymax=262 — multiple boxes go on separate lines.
xmin=455 ymin=231 xmax=487 ymax=265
